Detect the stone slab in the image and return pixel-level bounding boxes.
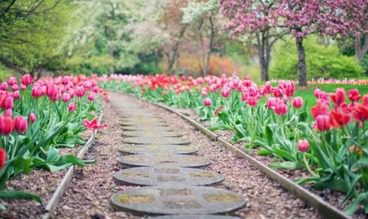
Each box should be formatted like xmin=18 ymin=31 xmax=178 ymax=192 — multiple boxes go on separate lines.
xmin=118 ymin=145 xmax=198 ymax=155
xmin=114 ymin=167 xmax=224 ymax=186
xmin=111 ymin=186 xmax=246 ymax=215
xmin=122 ymin=137 xmax=191 ymax=145
xmin=117 ymin=155 xmax=211 ymax=168
xmin=122 ymin=131 xmax=183 ymax=138
xmin=122 ymin=126 xmax=174 ymax=132
xmin=148 ymin=215 xmax=241 ymax=219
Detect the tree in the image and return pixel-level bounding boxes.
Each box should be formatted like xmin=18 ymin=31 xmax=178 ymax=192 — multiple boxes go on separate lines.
xmin=182 ymin=0 xmax=219 ymax=77
xmin=275 ymin=0 xmax=357 ymax=86
xmin=220 ymin=0 xmax=285 ymax=81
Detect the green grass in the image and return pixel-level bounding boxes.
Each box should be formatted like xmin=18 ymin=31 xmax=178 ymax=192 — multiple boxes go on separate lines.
xmin=295 ymin=84 xmax=368 ymax=107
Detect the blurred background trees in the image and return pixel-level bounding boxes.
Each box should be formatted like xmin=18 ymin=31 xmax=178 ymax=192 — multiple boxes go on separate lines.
xmin=0 ymin=0 xmax=367 ymax=84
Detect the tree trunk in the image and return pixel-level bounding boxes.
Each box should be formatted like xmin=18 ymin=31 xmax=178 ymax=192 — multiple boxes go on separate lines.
xmin=296 ymin=37 xmax=307 ymax=87
xmin=256 ymin=33 xmax=270 ymax=81
xmin=167 ymin=25 xmax=188 ymax=74
xmin=355 ymin=33 xmax=368 ymax=61
xmin=203 ymin=14 xmax=215 ymax=77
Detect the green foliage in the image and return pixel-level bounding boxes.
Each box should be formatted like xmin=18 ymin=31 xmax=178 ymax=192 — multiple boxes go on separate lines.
xmin=271 ymin=36 xmax=364 ymax=79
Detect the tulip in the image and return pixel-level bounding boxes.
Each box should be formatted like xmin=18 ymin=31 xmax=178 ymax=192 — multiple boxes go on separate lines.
xmin=311 ymin=103 xmax=329 ymax=119
xmin=21 ymin=74 xmax=32 ymax=86
xmin=266 ymin=97 xmax=276 ymax=109
xmin=11 ymin=84 xmax=19 ymax=91
xmin=62 ymin=93 xmax=71 ymax=103
xmin=68 ymin=103 xmax=76 ymax=112
xmin=75 ymin=86 xmax=85 ymax=97
xmin=329 ymin=110 xmax=350 ymax=128
xmin=46 ymin=83 xmax=58 ymax=100
xmin=203 ymin=98 xmax=212 ymax=107
xmin=13 ymin=91 xmax=20 ymax=99
xmin=29 ymin=112 xmax=37 ymax=123
xmin=0 ymin=82 xmax=8 ymax=91
xmin=315 ymin=115 xmax=330 ymax=131
xmin=13 ymin=116 xmax=28 ymax=134
xmin=7 ymin=77 xmax=17 ymax=86
xmin=0 ymin=116 xmax=13 ymax=135
xmin=353 ymin=104 xmax=368 ymax=122
xmin=348 ymin=89 xmax=361 ymax=102
xmin=4 ymin=109 xmax=12 ymax=117
xmin=88 ymin=92 xmax=96 ymax=101
xmin=221 ymin=87 xmax=231 ymax=98
xmin=297 ymin=139 xmax=309 ymax=152
xmin=0 ymin=148 xmax=6 ymax=169
xmin=3 ymin=95 xmax=13 ymax=110
xmin=331 ymin=88 xmax=345 ymax=107
xmin=274 ymin=102 xmax=288 ymax=116
xmin=292 ymin=97 xmax=304 ymax=109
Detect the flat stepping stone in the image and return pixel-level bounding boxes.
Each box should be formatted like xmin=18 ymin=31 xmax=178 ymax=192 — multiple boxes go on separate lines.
xmin=120 ymin=122 xmax=168 ymax=128
xmin=122 ymin=126 xmax=174 ymax=132
xmin=117 ymin=155 xmax=211 ymax=168
xmin=111 ymin=186 xmax=246 ymax=215
xmin=119 ymin=145 xmax=197 ymax=155
xmin=122 ymin=137 xmax=191 ymax=145
xmin=148 ymin=215 xmax=240 ymax=219
xmin=122 ymin=131 xmax=183 ymax=138
xmin=114 ymin=167 xmax=224 ymax=186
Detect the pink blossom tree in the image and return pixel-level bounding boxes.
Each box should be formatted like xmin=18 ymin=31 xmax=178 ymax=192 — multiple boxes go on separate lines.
xmin=220 ymin=0 xmax=284 ymax=81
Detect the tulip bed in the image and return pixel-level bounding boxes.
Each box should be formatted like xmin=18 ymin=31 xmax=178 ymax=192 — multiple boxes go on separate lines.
xmin=0 ymin=74 xmax=107 ymax=210
xmin=101 ymin=74 xmax=368 ymax=215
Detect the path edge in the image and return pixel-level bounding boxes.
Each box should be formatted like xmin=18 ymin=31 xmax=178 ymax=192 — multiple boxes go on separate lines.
xmin=42 ymin=110 xmax=104 ymax=219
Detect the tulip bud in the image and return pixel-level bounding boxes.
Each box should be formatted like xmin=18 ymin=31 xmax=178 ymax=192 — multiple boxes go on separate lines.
xmin=13 ymin=91 xmax=20 ymax=99
xmin=29 ymin=112 xmax=37 ymax=123
xmin=88 ymin=92 xmax=96 ymax=101
xmin=21 ymin=74 xmax=32 ymax=86
xmin=297 ymin=139 xmax=309 ymax=152
xmin=68 ymin=103 xmax=76 ymax=112
xmin=203 ymin=98 xmax=212 ymax=107
xmin=62 ymin=93 xmax=71 ymax=103
xmin=0 ymin=82 xmax=8 ymax=91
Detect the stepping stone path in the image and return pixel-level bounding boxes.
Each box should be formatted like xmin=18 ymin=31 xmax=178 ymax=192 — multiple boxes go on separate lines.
xmin=111 ymin=95 xmax=245 ymax=217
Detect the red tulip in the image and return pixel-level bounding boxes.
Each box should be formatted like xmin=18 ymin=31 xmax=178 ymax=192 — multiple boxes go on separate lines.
xmin=13 ymin=116 xmax=28 ymax=134
xmin=311 ymin=103 xmax=329 ymax=119
xmin=348 ymin=89 xmax=361 ymax=102
xmin=315 ymin=115 xmax=330 ymax=131
xmin=363 ymin=94 xmax=368 ymax=106
xmin=353 ymin=104 xmax=368 ymax=122
xmin=292 ymin=97 xmax=304 ymax=109
xmin=331 ymin=88 xmax=345 ymax=107
xmin=29 ymin=112 xmax=37 ymax=123
xmin=297 ymin=139 xmax=309 ymax=152
xmin=203 ymin=98 xmax=212 ymax=107
xmin=0 ymin=148 xmax=6 ymax=169
xmin=21 ymin=74 xmax=32 ymax=86
xmin=0 ymin=116 xmax=13 ymax=135
xmin=329 ymin=110 xmax=350 ymax=128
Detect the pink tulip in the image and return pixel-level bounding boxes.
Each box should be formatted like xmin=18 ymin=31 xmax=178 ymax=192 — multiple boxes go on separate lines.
xmin=29 ymin=113 xmax=37 ymax=123
xmin=4 ymin=109 xmax=12 ymax=117
xmin=62 ymin=93 xmax=71 ymax=103
xmin=13 ymin=116 xmax=28 ymax=134
xmin=0 ymin=82 xmax=8 ymax=91
xmin=88 ymin=92 xmax=96 ymax=101
xmin=3 ymin=95 xmax=13 ymax=110
xmin=297 ymin=139 xmax=309 ymax=152
xmin=274 ymin=102 xmax=288 ymax=115
xmin=315 ymin=115 xmax=330 ymax=131
xmin=0 ymin=116 xmax=13 ymax=135
xmin=292 ymin=97 xmax=304 ymax=109
xmin=68 ymin=103 xmax=76 ymax=112
xmin=203 ymin=98 xmax=212 ymax=107
xmin=13 ymin=91 xmax=20 ymax=99
xmin=21 ymin=74 xmax=32 ymax=86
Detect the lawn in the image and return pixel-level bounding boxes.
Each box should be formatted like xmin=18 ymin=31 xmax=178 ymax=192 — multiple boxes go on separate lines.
xmin=295 ymin=84 xmax=368 ymax=107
